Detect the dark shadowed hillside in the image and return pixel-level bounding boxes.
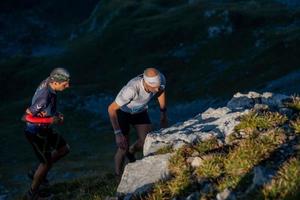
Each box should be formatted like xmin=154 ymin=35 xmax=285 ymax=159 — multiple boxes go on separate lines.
xmin=0 ymin=0 xmax=300 ymax=199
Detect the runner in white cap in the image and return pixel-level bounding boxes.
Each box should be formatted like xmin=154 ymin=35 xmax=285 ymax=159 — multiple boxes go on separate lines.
xmin=108 ymin=68 xmax=168 ymax=178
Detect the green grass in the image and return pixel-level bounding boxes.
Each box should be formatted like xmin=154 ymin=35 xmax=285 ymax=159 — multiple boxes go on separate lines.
xmin=46 ymin=174 xmax=117 ymax=200
xmin=218 ymin=130 xmax=286 ymax=191
xmin=262 ymin=157 xmax=300 ymax=200
xmin=194 ymin=137 xmax=220 ymax=155
xmin=234 ymin=111 xmax=288 ymax=134
xmin=168 ymin=146 xmax=193 ymax=175
xmin=145 ymin=109 xmax=294 ymax=199
xmin=145 ymin=144 xmax=196 ymax=199
xmin=2 ymin=1 xmax=300 ymax=199
xmin=195 ymin=154 xmax=224 ymax=179
xmin=145 ymin=168 xmax=193 ymax=200
xmin=286 ymin=96 xmax=300 ymax=112
xmin=290 ymin=118 xmax=300 ymax=134
xmin=154 ymin=145 xmax=174 ymax=155
xmin=14 ymin=174 xmax=117 ymax=200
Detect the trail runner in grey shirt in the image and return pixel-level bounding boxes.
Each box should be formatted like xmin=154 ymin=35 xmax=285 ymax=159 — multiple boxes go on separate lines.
xmin=108 ymin=68 xmax=168 ymax=178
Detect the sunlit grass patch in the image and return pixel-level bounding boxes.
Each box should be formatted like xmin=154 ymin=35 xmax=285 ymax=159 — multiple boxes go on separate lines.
xmin=285 ymin=95 xmax=300 ymax=112
xmin=195 ymin=154 xmax=224 ymax=179
xmin=155 ymin=145 xmax=174 ymax=155
xmin=262 ymin=157 xmax=300 ymax=200
xmin=226 ymin=132 xmax=241 ymax=144
xmin=145 ymin=144 xmax=195 ymax=199
xmin=145 ymin=180 xmax=169 ymax=200
xmin=290 ymin=118 xmax=300 ymax=134
xmin=146 ymin=167 xmax=193 ymax=199
xmin=168 ymin=145 xmax=193 ymax=175
xmin=195 ymin=137 xmax=220 ymax=155
xmin=167 ymin=169 xmax=193 ymax=197
xmin=218 ymin=130 xmax=286 ymax=191
xmin=147 ymin=108 xmax=290 ymax=199
xmin=234 ymin=111 xmax=287 ymax=134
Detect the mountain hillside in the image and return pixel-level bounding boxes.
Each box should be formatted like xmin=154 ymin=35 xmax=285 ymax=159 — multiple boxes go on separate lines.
xmin=1 ymin=1 xmax=300 ymax=199
xmin=1 ymin=0 xmax=300 ymax=102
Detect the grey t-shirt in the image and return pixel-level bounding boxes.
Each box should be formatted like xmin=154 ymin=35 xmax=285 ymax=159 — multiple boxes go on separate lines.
xmin=115 ymin=74 xmax=166 ymax=114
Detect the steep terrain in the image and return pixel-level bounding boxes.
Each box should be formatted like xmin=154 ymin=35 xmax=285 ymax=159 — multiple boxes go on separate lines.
xmin=1 ymin=0 xmax=300 ymax=199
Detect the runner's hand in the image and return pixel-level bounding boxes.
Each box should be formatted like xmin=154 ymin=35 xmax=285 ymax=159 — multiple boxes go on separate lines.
xmin=52 ymin=115 xmax=63 ymax=124
xmin=54 ymin=112 xmax=64 ymax=124
xmin=115 ymin=134 xmax=128 ymax=149
xmin=21 ymin=114 xmax=26 ymax=122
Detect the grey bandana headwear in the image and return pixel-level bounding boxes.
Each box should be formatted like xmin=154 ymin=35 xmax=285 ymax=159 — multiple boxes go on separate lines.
xmin=49 ymin=68 xmax=70 ymax=82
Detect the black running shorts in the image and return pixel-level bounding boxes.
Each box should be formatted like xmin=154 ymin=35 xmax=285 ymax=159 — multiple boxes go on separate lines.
xmin=25 ymin=128 xmax=67 ymax=164
xmin=117 ymin=109 xmax=151 ymax=135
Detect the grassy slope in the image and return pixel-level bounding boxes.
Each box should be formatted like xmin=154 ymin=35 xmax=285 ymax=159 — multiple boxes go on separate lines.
xmin=145 ymin=98 xmax=300 ymax=200
xmin=1 ymin=0 xmax=300 ymax=198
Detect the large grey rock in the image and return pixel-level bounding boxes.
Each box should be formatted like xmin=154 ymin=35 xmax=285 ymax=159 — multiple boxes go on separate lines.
xmin=261 ymin=92 xmax=289 ymax=108
xmin=144 ymin=92 xmax=290 ymax=156
xmin=117 ymin=153 xmax=172 ymax=196
xmin=227 ymin=92 xmax=261 ymax=111
xmin=144 ymin=106 xmax=248 ymax=156
xmin=118 ymin=92 xmax=291 ymax=198
xmin=227 ymin=91 xmax=289 ymax=111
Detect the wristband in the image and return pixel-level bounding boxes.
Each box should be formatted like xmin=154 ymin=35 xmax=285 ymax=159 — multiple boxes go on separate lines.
xmin=160 ymin=107 xmax=167 ymax=112
xmin=114 ymin=129 xmax=122 ymax=135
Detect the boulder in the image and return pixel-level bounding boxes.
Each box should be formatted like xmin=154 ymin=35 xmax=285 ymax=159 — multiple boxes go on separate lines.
xmin=117 ymin=153 xmax=172 ymax=197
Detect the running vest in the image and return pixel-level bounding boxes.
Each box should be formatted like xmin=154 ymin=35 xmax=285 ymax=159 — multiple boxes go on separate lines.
xmin=115 ymin=74 xmax=166 ymax=114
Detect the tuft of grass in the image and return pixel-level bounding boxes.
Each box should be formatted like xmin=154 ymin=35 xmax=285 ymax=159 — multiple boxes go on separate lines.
xmin=285 ymin=95 xmax=300 ymax=112
xmin=226 ymin=132 xmax=241 ymax=144
xmin=194 ymin=137 xmax=220 ymax=155
xmin=146 ymin=168 xmax=192 ymax=200
xmin=146 ymin=145 xmax=194 ymax=200
xmin=218 ymin=129 xmax=286 ymax=191
xmin=262 ymin=157 xmax=300 ymax=200
xmin=168 ymin=145 xmax=193 ymax=175
xmin=145 ymin=180 xmax=169 ymax=200
xmin=234 ymin=111 xmax=288 ymax=134
xmin=195 ymin=154 xmax=224 ymax=179
xmin=167 ymin=169 xmax=193 ymax=197
xmin=290 ymin=118 xmax=300 ymax=134
xmin=155 ymin=145 xmax=174 ymax=155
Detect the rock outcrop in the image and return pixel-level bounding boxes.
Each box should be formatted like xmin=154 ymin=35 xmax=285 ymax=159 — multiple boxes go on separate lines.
xmin=117 ymin=92 xmax=291 ymax=197
xmin=117 ymin=153 xmax=172 ymax=197
xmin=144 ymin=92 xmax=289 ymax=156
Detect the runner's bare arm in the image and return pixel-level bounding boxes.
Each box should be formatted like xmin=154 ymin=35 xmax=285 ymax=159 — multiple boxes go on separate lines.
xmin=157 ymin=90 xmax=168 ymax=128
xmin=108 ymin=101 xmax=128 ymax=149
xmin=108 ymin=101 xmax=122 ymax=132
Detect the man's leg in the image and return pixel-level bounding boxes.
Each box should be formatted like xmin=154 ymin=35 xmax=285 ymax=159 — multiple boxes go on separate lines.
xmin=51 ymin=144 xmax=70 ymax=163
xmin=114 ymin=135 xmax=130 ymax=177
xmin=25 ymin=131 xmax=51 ymax=193
xmin=28 ymin=145 xmax=69 ymax=185
xmin=130 ymin=124 xmax=152 ymax=154
xmin=48 ymin=130 xmax=70 ymax=164
xmin=114 ymin=110 xmax=130 ymax=177
xmin=29 ymin=133 xmax=69 ymax=185
xmin=31 ymin=162 xmax=51 ymax=191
